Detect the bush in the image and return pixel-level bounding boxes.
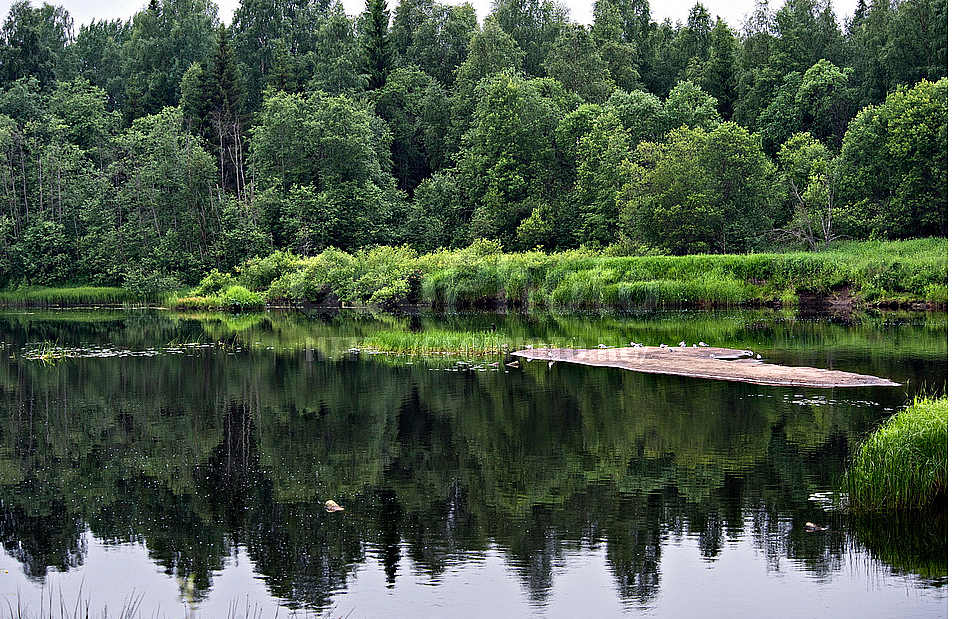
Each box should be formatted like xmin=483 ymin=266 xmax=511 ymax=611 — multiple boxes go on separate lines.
xmin=213 ymin=285 xmax=266 ymax=312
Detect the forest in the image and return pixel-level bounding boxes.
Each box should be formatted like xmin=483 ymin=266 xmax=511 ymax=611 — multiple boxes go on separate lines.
xmin=0 ymin=0 xmax=947 ymax=290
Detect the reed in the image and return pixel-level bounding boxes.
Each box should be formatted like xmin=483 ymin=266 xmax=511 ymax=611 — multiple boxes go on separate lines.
xmin=845 ymin=395 xmax=947 ymax=512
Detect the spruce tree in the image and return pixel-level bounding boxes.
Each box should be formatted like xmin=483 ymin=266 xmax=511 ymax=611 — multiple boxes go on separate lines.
xmin=361 ymin=0 xmax=394 ymax=90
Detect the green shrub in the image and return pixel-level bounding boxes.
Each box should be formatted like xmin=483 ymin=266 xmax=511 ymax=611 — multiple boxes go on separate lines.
xmin=193 ymin=269 xmax=236 ymax=296
xmin=213 ymin=285 xmax=265 ymax=312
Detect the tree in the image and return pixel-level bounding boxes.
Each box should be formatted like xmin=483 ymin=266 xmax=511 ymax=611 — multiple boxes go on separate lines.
xmin=775 ymin=132 xmax=841 ymax=250
xmin=757 ymin=60 xmax=854 ymax=153
xmin=603 ymin=88 xmax=664 ymax=145
xmin=662 ymin=80 xmax=720 ymax=133
xmin=544 ymin=25 xmax=612 ymax=104
xmin=490 ymin=0 xmax=569 ymax=77
xmin=573 ymin=112 xmax=630 ymax=246
xmin=252 ymin=91 xmax=401 ymax=250
xmin=456 ymin=70 xmax=563 ymax=247
xmin=392 ymin=0 xmax=477 ymax=88
xmin=231 ymin=0 xmax=327 ymax=108
xmin=310 ymin=3 xmax=365 ymax=95
xmin=619 ymin=123 xmax=775 ymax=254
xmin=0 ymin=1 xmax=77 ymax=89
xmin=111 ymin=106 xmax=218 ymax=280
xmin=374 ymin=67 xmax=451 ymax=194
xmin=837 ymin=78 xmax=947 ymax=239
xmin=360 ymin=0 xmax=394 ymax=90
xmin=74 ymin=20 xmax=131 ymax=111
xmin=702 ymin=19 xmax=738 ymax=120
xmin=591 ymin=0 xmax=640 ymax=91
xmin=794 ymin=59 xmax=854 ymax=149
xmin=123 ymin=0 xmax=218 ymax=122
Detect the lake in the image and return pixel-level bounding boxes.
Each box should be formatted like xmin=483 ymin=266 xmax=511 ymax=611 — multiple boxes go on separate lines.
xmin=0 ymin=308 xmax=946 ymax=618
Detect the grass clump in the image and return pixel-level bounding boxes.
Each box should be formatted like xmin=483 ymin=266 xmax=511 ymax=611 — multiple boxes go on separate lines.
xmin=845 ymin=396 xmax=947 ymax=512
xmin=362 ymin=329 xmax=511 ymax=356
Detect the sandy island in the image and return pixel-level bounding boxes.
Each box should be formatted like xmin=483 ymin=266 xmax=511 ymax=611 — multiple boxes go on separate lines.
xmin=511 ymin=346 xmax=901 ymax=388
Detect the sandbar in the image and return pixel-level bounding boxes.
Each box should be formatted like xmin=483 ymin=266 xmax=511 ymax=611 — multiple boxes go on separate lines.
xmin=511 ymin=347 xmax=900 ymax=388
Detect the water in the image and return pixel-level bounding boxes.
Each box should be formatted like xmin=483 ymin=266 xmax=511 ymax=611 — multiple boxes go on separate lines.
xmin=0 ymin=309 xmax=946 ymax=618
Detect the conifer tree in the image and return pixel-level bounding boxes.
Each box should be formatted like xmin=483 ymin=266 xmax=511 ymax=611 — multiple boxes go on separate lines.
xmin=361 ymin=0 xmax=394 ymax=90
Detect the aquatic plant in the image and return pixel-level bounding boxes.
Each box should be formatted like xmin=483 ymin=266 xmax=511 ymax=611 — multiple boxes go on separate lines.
xmin=0 ymin=286 xmax=139 ymax=306
xmin=361 ymin=329 xmax=513 ymax=356
xmin=845 ymin=395 xmax=947 ymax=512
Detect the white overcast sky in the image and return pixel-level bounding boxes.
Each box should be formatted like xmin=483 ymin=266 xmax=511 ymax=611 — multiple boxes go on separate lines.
xmin=1 ymin=0 xmax=862 ymax=31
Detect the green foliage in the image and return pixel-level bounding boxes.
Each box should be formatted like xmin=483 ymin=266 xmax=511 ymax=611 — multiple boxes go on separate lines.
xmin=193 ymin=269 xmax=236 ymax=296
xmin=619 ymin=123 xmax=775 ymax=254
xmin=544 ymin=24 xmax=612 ymax=103
xmin=122 ymin=269 xmax=182 ymax=301
xmin=837 ymin=78 xmax=947 ymax=239
xmin=360 ymin=0 xmax=395 ymax=91
xmin=0 ymin=0 xmax=947 ymax=289
xmin=661 ymin=80 xmax=720 ymax=133
xmin=846 ymin=396 xmax=947 ymax=512
xmin=457 ymin=70 xmax=563 ymax=248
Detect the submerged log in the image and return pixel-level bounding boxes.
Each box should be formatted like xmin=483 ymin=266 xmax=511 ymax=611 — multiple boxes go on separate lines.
xmin=511 ymin=347 xmax=900 ymax=388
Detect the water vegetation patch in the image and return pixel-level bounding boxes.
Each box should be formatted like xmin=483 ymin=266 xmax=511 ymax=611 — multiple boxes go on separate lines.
xmin=0 ymin=286 xmax=143 ymax=306
xmin=845 ymin=396 xmax=947 ymax=512
xmin=360 ymin=328 xmax=513 ymax=356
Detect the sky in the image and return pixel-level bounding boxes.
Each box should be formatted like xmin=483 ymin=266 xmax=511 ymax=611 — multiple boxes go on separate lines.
xmin=0 ymin=0 xmax=863 ymax=32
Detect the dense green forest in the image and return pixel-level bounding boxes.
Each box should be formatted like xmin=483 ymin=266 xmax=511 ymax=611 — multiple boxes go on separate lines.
xmin=0 ymin=0 xmax=946 ymax=289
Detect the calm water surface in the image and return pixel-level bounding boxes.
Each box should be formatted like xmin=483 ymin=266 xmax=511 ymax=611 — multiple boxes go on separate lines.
xmin=0 ymin=309 xmax=946 ymax=618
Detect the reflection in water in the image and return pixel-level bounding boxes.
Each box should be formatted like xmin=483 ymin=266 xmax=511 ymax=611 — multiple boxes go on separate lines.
xmin=0 ymin=309 xmax=946 ymax=616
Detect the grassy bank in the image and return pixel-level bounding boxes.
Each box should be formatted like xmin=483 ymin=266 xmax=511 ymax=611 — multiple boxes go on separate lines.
xmin=1 ymin=238 xmax=946 ymax=311
xmin=222 ymin=238 xmax=946 ymax=310
xmin=845 ymin=396 xmax=947 ymax=513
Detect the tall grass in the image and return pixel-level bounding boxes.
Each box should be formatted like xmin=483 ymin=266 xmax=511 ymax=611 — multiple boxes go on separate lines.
xmin=0 ymin=287 xmax=139 ymax=306
xmin=361 ymin=329 xmax=512 ymax=355
xmin=845 ymin=396 xmax=947 ymax=512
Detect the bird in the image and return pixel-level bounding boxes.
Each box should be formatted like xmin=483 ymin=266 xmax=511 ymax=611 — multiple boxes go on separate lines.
xmin=744 ymin=350 xmax=754 ymax=357
xmin=547 ymin=350 xmax=555 ymax=358
xmin=325 ymin=500 xmax=345 ymax=513
xmin=756 ymin=354 xmax=762 ymax=360
xmin=699 ymin=342 xmax=708 ymax=347
xmin=524 ymin=344 xmax=534 ymax=349
xmin=598 ymin=343 xmax=608 ymax=348
xmin=659 ymin=343 xmax=667 ymax=348
xmin=679 ymin=341 xmax=686 ymax=347
xmin=630 ymin=341 xmax=643 ymax=347
xmin=692 ymin=344 xmax=697 ymax=348
xmin=548 ymin=360 xmax=555 ymax=369
xmin=805 ymin=522 xmax=828 ymax=532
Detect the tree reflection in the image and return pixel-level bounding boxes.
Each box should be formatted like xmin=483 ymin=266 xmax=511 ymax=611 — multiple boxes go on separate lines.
xmin=0 ymin=310 xmax=945 ymax=609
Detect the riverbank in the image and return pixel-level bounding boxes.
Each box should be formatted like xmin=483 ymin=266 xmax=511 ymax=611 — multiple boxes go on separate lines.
xmin=204 ymin=238 xmax=948 ymax=310
xmin=0 ymin=239 xmax=946 ymax=311
xmin=845 ymin=396 xmax=947 ymax=512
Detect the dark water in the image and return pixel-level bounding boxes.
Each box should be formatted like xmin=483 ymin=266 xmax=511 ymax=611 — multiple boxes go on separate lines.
xmin=0 ymin=309 xmax=946 ymax=618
